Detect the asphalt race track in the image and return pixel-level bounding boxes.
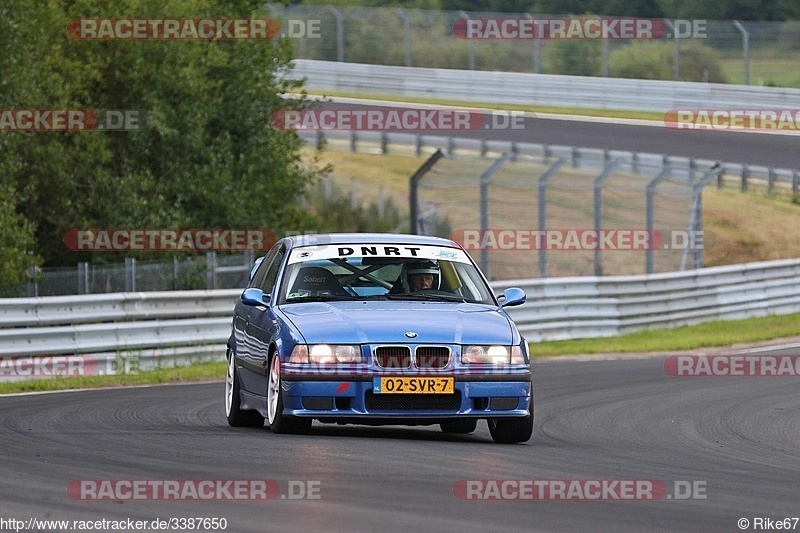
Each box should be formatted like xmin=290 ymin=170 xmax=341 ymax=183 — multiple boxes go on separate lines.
xmin=2 ymin=348 xmax=798 ymax=532
xmin=319 ymin=100 xmax=800 ymax=169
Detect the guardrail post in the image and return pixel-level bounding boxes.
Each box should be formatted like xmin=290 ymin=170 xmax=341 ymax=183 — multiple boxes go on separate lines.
xmin=349 ymin=131 xmax=357 ymax=152
xmin=571 ymin=146 xmax=580 ymax=168
xmin=479 ymin=152 xmax=514 ymax=277
xmin=409 ymin=149 xmax=444 ymax=234
xmin=767 ymin=167 xmax=776 ymax=195
xmin=538 ymin=158 xmax=566 ymax=277
xmin=793 ymin=170 xmax=799 ymax=201
xmin=645 ymin=168 xmax=672 ymax=274
xmin=631 ymin=152 xmax=639 ymax=174
xmin=326 ymin=6 xmax=345 ymax=62
xmin=594 ymin=159 xmax=621 ymax=276
xmin=125 ymin=258 xmax=136 ymax=292
xmin=380 ymin=132 xmax=388 ymax=154
xmin=741 ymin=165 xmax=748 ymax=191
xmin=542 ymin=144 xmax=550 ymax=164
xmin=314 ymin=130 xmax=323 ymax=150
xmin=480 ymin=139 xmax=487 ymax=158
xmin=447 ymin=136 xmax=455 ymax=156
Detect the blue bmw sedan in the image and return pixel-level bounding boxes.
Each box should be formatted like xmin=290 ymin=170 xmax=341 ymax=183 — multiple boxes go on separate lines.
xmin=225 ymin=233 xmax=532 ymax=443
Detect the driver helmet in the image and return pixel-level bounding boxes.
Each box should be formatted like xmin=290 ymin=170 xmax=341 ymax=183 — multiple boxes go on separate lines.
xmin=402 ymin=259 xmax=441 ymax=292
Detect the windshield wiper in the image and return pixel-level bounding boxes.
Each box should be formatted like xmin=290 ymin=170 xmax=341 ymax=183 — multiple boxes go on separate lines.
xmin=384 ymin=293 xmax=468 ymax=302
xmin=284 ymin=295 xmax=361 ymax=303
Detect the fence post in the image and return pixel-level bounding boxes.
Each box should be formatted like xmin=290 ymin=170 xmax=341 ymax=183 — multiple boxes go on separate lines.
xmin=409 ymin=149 xmax=444 ymax=234
xmin=395 ymin=8 xmax=411 ymax=67
xmin=645 ymin=168 xmax=672 ymax=274
xmin=684 ymin=165 xmax=723 ymax=270
xmin=593 ymin=159 xmax=620 ymax=276
xmin=125 ymin=257 xmax=136 ymax=292
xmin=27 ymin=266 xmax=39 ymax=297
xmin=326 ymin=6 xmax=345 ymax=62
xmin=537 ymin=158 xmax=566 ymax=277
xmin=206 ymin=252 xmax=217 ymax=289
xmin=479 ymin=153 xmax=514 ymax=277
xmin=663 ymin=19 xmax=680 ymax=81
xmin=79 ymin=262 xmax=90 ymax=294
xmin=525 ymin=14 xmax=541 ymax=74
xmin=460 ymin=11 xmax=475 ymax=70
xmin=733 ymin=21 xmax=750 ymax=86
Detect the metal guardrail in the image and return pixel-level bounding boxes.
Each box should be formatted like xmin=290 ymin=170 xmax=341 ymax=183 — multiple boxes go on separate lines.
xmin=2 ymin=258 xmax=800 ymax=379
xmin=301 ymin=129 xmax=800 ymax=194
xmin=290 ymin=59 xmax=800 ymax=113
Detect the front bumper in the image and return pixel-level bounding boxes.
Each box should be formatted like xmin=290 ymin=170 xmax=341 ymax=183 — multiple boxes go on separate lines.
xmin=279 ymin=375 xmax=532 ymax=419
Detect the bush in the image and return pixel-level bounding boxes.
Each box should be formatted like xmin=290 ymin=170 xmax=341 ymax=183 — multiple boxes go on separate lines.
xmin=609 ymin=41 xmax=728 ymax=83
xmin=543 ymin=40 xmax=603 ymax=76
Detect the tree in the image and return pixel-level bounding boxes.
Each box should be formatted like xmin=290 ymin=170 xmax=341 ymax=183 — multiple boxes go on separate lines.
xmin=1 ymin=0 xmax=323 ymax=267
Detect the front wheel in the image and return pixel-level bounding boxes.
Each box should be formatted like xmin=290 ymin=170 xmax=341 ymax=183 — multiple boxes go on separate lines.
xmin=267 ymin=355 xmax=311 ymax=434
xmin=226 ymin=351 xmax=265 ymax=428
xmin=488 ymin=401 xmax=533 ymax=444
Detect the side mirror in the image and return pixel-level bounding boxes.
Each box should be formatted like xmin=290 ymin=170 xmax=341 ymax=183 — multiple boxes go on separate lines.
xmin=499 ymin=287 xmax=526 ymax=308
xmin=241 ymin=287 xmax=270 ymax=307
xmin=249 ymin=256 xmax=265 ymax=281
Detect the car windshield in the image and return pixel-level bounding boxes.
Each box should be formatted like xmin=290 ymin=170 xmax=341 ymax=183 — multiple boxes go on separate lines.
xmin=279 ymin=243 xmax=495 ymax=305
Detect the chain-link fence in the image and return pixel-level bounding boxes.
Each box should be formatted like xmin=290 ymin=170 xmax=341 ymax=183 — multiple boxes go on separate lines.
xmin=270 ymin=4 xmax=800 ymax=88
xmin=15 ymin=253 xmax=255 ymax=298
xmin=411 ymin=150 xmax=712 ymax=280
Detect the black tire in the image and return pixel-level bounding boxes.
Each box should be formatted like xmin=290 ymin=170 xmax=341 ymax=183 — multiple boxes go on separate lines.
xmin=267 ymin=354 xmax=312 ymax=434
xmin=440 ymin=419 xmax=478 ymax=434
xmin=488 ymin=400 xmax=533 ymax=444
xmin=225 ymin=350 xmax=265 ymax=428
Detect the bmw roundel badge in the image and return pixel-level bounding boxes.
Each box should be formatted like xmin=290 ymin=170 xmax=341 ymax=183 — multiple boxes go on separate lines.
xmin=404 ymin=331 xmax=418 ymax=339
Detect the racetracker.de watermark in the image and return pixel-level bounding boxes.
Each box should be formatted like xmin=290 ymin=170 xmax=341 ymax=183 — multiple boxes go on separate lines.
xmin=451 ymin=229 xmax=703 ymax=251
xmin=0 ymin=110 xmax=143 ymax=132
xmin=452 ymin=17 xmax=707 ymax=40
xmin=67 ymin=18 xmax=321 ymax=40
xmin=665 ymin=109 xmax=800 ymax=131
xmin=665 ymin=355 xmax=800 ymax=377
xmin=453 ymin=479 xmax=707 ymax=500
xmin=0 ymin=356 xmax=101 ymax=378
xmin=63 ymin=229 xmax=278 ymax=252
xmin=67 ymin=479 xmax=321 ymax=500
xmin=271 ymin=108 xmax=525 ymax=131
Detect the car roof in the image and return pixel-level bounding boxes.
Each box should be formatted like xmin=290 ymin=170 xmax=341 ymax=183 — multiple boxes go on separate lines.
xmin=286 ymin=233 xmax=461 ymax=249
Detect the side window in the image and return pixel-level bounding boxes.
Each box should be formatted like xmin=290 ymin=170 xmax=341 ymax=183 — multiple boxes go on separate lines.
xmin=249 ymin=245 xmax=279 ymax=289
xmin=259 ymin=247 xmax=285 ymax=295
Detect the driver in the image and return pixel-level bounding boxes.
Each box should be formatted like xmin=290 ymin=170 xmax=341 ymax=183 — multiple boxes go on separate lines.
xmin=402 ymin=259 xmax=440 ymax=292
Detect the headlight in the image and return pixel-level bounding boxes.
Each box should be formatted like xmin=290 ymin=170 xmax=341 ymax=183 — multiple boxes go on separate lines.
xmin=289 ymin=344 xmax=361 ymax=364
xmin=461 ymin=345 xmax=525 ymax=365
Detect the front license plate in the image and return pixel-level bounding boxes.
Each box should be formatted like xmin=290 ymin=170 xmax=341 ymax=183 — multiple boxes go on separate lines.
xmin=373 ymin=377 xmax=454 ymax=394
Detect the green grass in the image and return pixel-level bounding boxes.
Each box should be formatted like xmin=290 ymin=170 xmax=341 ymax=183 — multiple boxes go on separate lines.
xmin=531 ymin=312 xmax=800 ymax=357
xmin=719 ymin=56 xmax=800 ymax=89
xmin=296 ymin=89 xmax=667 ymax=122
xmin=0 ymin=361 xmax=226 ymax=395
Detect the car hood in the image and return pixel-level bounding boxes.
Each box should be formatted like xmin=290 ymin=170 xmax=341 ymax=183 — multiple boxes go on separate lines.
xmin=279 ymin=301 xmax=514 ymax=345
